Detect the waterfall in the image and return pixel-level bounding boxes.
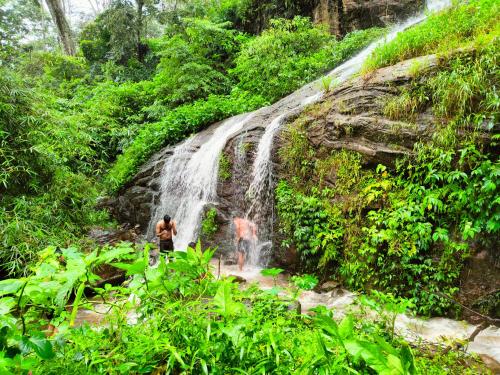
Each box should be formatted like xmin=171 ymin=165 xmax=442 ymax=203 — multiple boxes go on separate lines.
xmin=147 ymin=0 xmax=450 ymax=259
xmin=148 ymin=113 xmax=255 ymax=250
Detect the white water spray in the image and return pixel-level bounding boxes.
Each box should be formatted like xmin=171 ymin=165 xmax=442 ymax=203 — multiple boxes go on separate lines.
xmin=148 ymin=113 xmax=254 ymax=249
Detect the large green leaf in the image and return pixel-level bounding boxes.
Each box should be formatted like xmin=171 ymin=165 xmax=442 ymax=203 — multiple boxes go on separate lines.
xmin=0 ymin=297 xmax=16 ymax=315
xmin=338 ymin=315 xmax=354 ymax=340
xmin=260 ymin=268 xmax=284 ymax=277
xmin=112 ymin=260 xmax=147 ymax=276
xmin=213 ymin=282 xmax=245 ymax=317
xmin=21 ymin=332 xmax=55 ymax=360
xmin=0 ymin=280 xmax=24 ymax=297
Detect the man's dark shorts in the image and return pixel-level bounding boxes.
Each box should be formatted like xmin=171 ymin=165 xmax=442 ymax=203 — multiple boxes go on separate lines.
xmin=237 ymin=239 xmax=251 ymax=255
xmin=160 ymin=239 xmax=174 ymax=254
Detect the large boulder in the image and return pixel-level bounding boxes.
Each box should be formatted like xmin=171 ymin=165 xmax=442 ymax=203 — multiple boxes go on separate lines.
xmin=278 ymin=54 xmax=440 ymax=171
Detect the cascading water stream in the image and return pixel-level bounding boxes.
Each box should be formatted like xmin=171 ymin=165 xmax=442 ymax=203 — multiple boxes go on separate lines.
xmin=147 ymin=0 xmax=450 ymax=259
xmin=148 ymin=113 xmax=254 ymax=249
xmin=242 ymin=0 xmax=451 ymax=265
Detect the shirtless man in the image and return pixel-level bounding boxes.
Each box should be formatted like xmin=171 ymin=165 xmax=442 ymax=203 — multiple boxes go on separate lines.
xmin=233 ymin=217 xmax=257 ymax=271
xmin=156 ymin=215 xmax=177 ymax=257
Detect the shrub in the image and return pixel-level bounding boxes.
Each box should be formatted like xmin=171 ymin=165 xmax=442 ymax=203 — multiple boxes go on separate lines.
xmin=0 ymin=168 xmax=109 ymax=277
xmin=218 ymin=152 xmax=232 ymax=181
xmin=232 ymin=17 xmax=384 ymax=102
xmin=201 ymin=208 xmax=219 ymax=239
xmin=0 ymin=69 xmax=50 ymax=194
xmin=153 ymin=18 xmax=247 ymax=107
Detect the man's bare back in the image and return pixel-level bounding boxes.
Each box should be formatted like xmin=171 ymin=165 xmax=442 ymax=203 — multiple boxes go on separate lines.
xmin=233 ymin=217 xmax=257 ymax=271
xmin=234 ymin=217 xmax=256 ymax=241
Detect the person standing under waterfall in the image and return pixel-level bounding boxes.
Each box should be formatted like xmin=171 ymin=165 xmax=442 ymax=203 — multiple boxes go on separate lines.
xmin=234 ymin=217 xmax=257 ymax=271
xmin=156 ymin=215 xmax=177 ymax=259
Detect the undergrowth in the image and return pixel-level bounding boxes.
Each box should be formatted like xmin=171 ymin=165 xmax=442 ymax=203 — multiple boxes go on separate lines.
xmin=201 ymin=208 xmax=219 ymax=240
xmin=0 ymin=243 xmax=488 ymax=374
xmin=218 ymin=152 xmax=232 ymax=182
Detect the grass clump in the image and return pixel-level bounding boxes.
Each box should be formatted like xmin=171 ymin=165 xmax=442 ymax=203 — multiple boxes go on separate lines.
xmin=362 ymin=0 xmax=500 ymax=72
xmin=218 ymin=152 xmax=232 ymax=182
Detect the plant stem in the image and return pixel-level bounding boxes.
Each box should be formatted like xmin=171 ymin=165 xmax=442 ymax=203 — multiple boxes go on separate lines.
xmin=69 ymin=282 xmax=86 ymax=327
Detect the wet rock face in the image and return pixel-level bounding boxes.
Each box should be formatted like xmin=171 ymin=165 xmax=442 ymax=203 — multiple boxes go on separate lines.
xmin=284 ymin=56 xmax=444 ymax=170
xmin=313 ymin=0 xmax=424 ymax=36
xmin=241 ymin=0 xmax=423 ymax=37
xmin=100 ymin=148 xmax=174 ymax=232
xmin=457 ymin=246 xmax=500 ymax=323
xmin=88 ymin=225 xmax=142 ymax=245
xmin=279 ymin=55 xmax=439 ymax=170
xmin=200 ymin=128 xmax=265 ymax=256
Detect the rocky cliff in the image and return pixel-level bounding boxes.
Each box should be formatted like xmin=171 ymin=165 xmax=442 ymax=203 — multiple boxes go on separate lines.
xmin=313 ymin=0 xmax=424 ymax=36
xmin=240 ymin=0 xmax=423 ymax=36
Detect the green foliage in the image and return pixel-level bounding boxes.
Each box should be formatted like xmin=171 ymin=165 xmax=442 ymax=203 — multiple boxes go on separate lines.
xmin=0 ymin=67 xmax=111 ymax=277
xmin=0 ymin=243 xmax=137 ymax=370
xmin=153 ymin=18 xmax=246 ymax=107
xmin=232 ymin=17 xmax=384 ymax=102
xmin=383 ymin=89 xmax=424 ymax=121
xmin=106 ymin=91 xmax=266 ymax=191
xmin=276 ymin=180 xmax=346 ymax=271
xmin=320 ymin=75 xmax=334 ymax=93
xmin=19 ymin=52 xmax=87 ymax=93
xmin=427 ymin=43 xmax=499 ymax=125
xmin=0 ymin=244 xmax=480 ymax=374
xmin=261 ymin=267 xmax=284 ymax=288
xmin=201 ymin=208 xmax=219 ymax=239
xmin=363 ymin=0 xmax=500 ymax=72
xmin=277 ymin=140 xmax=499 ymax=315
xmin=0 ymin=70 xmax=48 ymax=194
xmin=0 ymin=0 xmax=55 ymax=64
xmin=77 ymin=0 xmax=165 ymax=83
xmin=103 ymin=19 xmax=384 ymax=192
xmin=0 ymin=170 xmax=108 ymax=277
xmin=290 ymin=273 xmax=318 ymax=290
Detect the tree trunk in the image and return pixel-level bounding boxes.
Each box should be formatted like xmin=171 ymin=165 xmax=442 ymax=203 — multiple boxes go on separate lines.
xmin=45 ymin=0 xmax=76 ymax=55
xmin=136 ymin=0 xmax=144 ymax=62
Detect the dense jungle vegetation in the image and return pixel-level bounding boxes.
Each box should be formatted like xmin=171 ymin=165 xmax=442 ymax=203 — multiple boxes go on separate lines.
xmin=0 ymin=0 xmax=498 ymax=373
